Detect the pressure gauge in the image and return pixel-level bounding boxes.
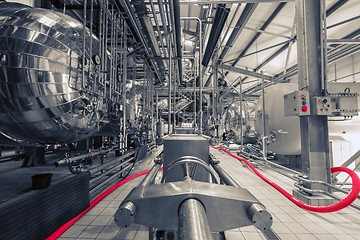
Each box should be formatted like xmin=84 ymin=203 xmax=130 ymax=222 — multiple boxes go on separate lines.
xmin=93 ymin=55 xmax=101 ymax=65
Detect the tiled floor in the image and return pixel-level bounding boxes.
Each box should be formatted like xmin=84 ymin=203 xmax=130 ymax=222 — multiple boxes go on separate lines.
xmin=57 ymin=147 xmax=360 ymax=240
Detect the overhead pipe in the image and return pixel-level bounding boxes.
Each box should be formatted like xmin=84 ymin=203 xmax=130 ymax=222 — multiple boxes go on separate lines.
xmin=54 ymin=147 xmax=117 ymax=167
xmin=129 ymin=0 xmax=166 ymax=78
xmin=172 ymin=0 xmax=183 ymax=84
xmin=114 ymin=0 xmax=164 ymax=83
xmin=202 ymin=4 xmax=230 ymax=67
xmin=214 ymin=146 xmax=360 ymax=213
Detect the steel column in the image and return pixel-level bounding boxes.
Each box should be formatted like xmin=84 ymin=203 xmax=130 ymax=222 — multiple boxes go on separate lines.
xmin=295 ymin=0 xmax=331 ymax=187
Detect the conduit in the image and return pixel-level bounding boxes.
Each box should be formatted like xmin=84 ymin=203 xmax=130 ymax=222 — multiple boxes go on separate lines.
xmin=213 ymin=146 xmax=360 ymax=213
xmin=46 ymin=168 xmax=163 ymax=240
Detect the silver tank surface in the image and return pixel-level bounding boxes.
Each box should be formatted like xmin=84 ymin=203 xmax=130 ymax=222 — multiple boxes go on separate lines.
xmin=0 ymin=3 xmax=108 ymax=143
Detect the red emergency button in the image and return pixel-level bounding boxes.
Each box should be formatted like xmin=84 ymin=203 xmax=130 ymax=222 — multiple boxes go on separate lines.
xmin=302 ymin=105 xmax=308 ymax=112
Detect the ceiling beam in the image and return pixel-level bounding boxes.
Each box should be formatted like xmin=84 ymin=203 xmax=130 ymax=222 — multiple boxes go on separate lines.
xmin=218 ymin=3 xmax=258 ymax=61
xmin=233 ymin=0 xmax=350 ymax=88
xmin=326 ymin=0 xmax=348 ymax=16
xmin=219 ymin=64 xmax=273 ymax=80
xmin=230 ymin=2 xmax=287 ymax=67
xmin=244 ymin=0 xmax=349 ymax=73
xmin=204 ymin=2 xmax=285 ymax=88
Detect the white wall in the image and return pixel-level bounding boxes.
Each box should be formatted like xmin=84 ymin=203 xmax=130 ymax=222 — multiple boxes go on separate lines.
xmin=6 ymin=0 xmax=34 ymax=7
xmin=328 ymin=51 xmax=360 ymax=83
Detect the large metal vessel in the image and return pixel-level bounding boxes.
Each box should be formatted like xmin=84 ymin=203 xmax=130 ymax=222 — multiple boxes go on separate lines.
xmin=254 ymin=83 xmax=301 ymax=155
xmin=0 ymin=3 xmax=111 ymax=144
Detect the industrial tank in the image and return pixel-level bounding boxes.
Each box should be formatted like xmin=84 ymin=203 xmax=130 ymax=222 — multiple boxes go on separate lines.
xmin=254 ymin=83 xmax=301 ymax=155
xmin=0 ymin=3 xmax=109 ymax=143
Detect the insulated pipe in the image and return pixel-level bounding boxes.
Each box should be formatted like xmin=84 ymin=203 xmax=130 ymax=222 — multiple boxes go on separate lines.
xmin=202 ymin=4 xmax=230 ymax=67
xmin=172 ymin=0 xmax=183 ymax=83
xmin=178 ymin=198 xmax=213 ymax=240
xmin=214 ymin=146 xmax=360 ymax=213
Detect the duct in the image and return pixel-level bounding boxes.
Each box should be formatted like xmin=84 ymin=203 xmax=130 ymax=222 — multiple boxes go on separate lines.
xmin=202 ymin=4 xmax=230 ymax=67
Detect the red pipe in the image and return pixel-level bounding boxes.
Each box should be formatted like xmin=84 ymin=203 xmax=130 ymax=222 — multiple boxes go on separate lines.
xmin=214 ymin=146 xmax=360 ymax=213
xmin=46 ymin=168 xmax=164 ymax=240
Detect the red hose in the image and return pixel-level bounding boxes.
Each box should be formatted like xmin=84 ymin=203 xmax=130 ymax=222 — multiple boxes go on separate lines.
xmin=214 ymin=146 xmax=360 ymax=213
xmin=46 ymin=168 xmax=161 ymax=240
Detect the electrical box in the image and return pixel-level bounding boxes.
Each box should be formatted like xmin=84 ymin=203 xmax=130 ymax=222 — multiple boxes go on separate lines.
xmin=284 ymin=91 xmax=310 ymax=116
xmin=315 ymin=96 xmax=332 ymax=115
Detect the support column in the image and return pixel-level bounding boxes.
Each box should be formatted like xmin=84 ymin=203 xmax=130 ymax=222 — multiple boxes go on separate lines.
xmin=295 ymin=0 xmax=331 ymax=189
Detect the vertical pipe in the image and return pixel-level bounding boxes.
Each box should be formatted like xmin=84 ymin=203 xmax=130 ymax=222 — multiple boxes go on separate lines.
xmin=122 ymin=20 xmax=127 ymax=151
xmin=194 ymin=55 xmax=197 ymax=130
xmin=81 ymin=0 xmax=87 ymax=90
xmin=168 ymin=36 xmax=172 ymax=134
xmin=239 ymin=77 xmax=243 ymax=146
xmin=178 ymin=199 xmax=213 ymax=240
xmin=173 ymin=64 xmax=177 ymax=130
xmin=156 ymin=91 xmax=159 ymax=121
xmin=261 ymin=73 xmax=267 ymax=160
xmin=88 ymin=0 xmax=93 ymax=91
xmin=198 ymin=18 xmax=203 ymax=134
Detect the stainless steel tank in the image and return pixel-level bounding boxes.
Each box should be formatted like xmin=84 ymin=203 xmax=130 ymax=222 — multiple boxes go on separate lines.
xmin=254 ymin=83 xmax=301 ymax=155
xmin=0 ymin=3 xmax=109 ymax=143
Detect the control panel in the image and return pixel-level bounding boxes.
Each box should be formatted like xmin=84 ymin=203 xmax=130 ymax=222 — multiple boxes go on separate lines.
xmin=315 ymin=96 xmax=332 ymax=115
xmin=284 ymin=91 xmax=310 ymax=116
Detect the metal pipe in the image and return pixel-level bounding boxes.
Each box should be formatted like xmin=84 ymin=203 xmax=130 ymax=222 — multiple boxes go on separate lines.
xmin=149 ymin=0 xmax=167 ymax=58
xmin=123 ymin=21 xmax=128 ymax=152
xmin=81 ymin=0 xmax=88 ymax=90
xmin=216 ymin=146 xmax=360 ymax=213
xmin=211 ymin=159 xmax=239 ymax=187
xmin=172 ymin=0 xmax=183 ymax=83
xmin=54 ymin=147 xmax=117 ymax=167
xmin=293 ymin=173 xmax=360 ymax=200
xmin=202 ymin=4 xmax=230 ymax=67
xmin=168 ymin=34 xmax=172 ymax=134
xmin=119 ymin=0 xmax=163 ymax=82
xmin=178 ymin=199 xmax=213 ymax=240
xmin=139 ymin=161 xmax=162 ymax=187
xmin=239 ymin=77 xmax=243 ymax=146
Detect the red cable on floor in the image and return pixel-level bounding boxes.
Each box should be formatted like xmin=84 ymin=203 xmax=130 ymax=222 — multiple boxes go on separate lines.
xmin=46 ymin=169 xmax=155 ymax=240
xmin=213 ymin=146 xmax=360 ymax=213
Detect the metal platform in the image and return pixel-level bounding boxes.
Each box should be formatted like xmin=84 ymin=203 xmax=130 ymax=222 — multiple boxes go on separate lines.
xmin=54 ymin=147 xmax=360 ymax=240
